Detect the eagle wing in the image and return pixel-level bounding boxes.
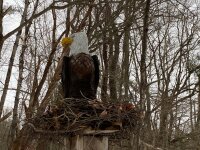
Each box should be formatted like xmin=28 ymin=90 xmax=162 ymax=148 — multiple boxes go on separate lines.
xmin=92 ymin=55 xmax=100 ymax=95
xmin=61 ymin=56 xmax=71 ymax=98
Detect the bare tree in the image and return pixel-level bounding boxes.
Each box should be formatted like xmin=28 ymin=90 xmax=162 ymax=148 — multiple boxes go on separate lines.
xmin=0 ymin=0 xmax=200 ymax=149
xmin=0 ymin=0 xmax=30 ymax=118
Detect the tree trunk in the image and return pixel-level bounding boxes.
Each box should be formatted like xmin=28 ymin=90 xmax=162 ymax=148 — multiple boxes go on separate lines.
xmin=109 ymin=28 xmax=120 ymax=101
xmin=159 ymin=91 xmax=171 ymax=148
xmin=9 ymin=1 xmax=30 ymax=144
xmin=138 ymin=0 xmax=151 ymax=149
xmin=140 ymin=0 xmax=151 ymax=109
xmin=197 ymin=75 xmax=200 ymax=126
xmin=101 ymin=3 xmax=111 ymax=102
xmin=101 ymin=36 xmax=109 ymax=101
xmin=0 ymin=0 xmax=3 ymax=58
xmin=123 ymin=34 xmax=130 ymax=100
xmin=0 ymin=0 xmax=29 ymax=117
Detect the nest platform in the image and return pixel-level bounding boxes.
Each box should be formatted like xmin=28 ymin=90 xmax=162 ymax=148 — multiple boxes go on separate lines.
xmin=27 ymin=98 xmax=143 ymax=136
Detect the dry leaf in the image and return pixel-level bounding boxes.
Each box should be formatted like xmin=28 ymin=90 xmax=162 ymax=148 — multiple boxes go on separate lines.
xmin=99 ymin=110 xmax=108 ymax=118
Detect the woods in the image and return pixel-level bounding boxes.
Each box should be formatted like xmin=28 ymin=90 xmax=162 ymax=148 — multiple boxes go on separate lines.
xmin=0 ymin=0 xmax=200 ymax=149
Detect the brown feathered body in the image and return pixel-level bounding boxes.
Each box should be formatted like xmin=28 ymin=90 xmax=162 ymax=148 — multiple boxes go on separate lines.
xmin=61 ymin=53 xmax=99 ymax=99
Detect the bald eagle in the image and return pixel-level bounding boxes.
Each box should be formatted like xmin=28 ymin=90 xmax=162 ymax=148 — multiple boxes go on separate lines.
xmin=61 ymin=32 xmax=99 ymax=99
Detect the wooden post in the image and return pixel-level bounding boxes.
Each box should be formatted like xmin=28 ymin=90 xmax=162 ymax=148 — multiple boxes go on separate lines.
xmin=59 ymin=130 xmax=119 ymax=150
xmin=63 ymin=137 xmax=70 ymax=150
xmin=71 ymin=135 xmax=84 ymax=150
xmin=66 ymin=135 xmax=108 ymax=150
xmin=83 ymin=136 xmax=108 ymax=150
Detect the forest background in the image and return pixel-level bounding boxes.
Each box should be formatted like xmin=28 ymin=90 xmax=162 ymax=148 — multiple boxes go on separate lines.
xmin=0 ymin=0 xmax=200 ymax=149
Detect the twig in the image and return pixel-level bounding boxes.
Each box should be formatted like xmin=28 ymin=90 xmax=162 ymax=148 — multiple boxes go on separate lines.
xmin=27 ymin=123 xmax=83 ymax=134
xmin=0 ymin=111 xmax=12 ymax=122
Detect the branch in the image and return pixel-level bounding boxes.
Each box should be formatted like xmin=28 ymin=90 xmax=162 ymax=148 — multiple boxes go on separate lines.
xmin=140 ymin=139 xmax=163 ymax=150
xmin=3 ymin=1 xmax=72 ymax=40
xmin=0 ymin=111 xmax=12 ymax=122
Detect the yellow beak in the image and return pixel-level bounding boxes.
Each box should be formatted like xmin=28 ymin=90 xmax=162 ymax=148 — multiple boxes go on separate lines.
xmin=61 ymin=37 xmax=73 ymax=47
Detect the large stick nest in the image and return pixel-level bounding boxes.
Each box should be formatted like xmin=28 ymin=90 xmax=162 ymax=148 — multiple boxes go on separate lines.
xmin=28 ymin=99 xmax=143 ymax=135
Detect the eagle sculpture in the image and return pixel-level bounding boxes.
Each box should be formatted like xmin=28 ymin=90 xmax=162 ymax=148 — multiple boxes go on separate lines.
xmin=61 ymin=32 xmax=99 ymax=99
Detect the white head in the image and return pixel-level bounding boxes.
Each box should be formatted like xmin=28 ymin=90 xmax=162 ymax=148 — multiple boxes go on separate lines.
xmin=69 ymin=32 xmax=89 ymax=56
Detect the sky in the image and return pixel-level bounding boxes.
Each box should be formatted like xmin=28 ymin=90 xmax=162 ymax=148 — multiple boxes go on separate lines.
xmin=3 ymin=0 xmax=22 ymax=34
